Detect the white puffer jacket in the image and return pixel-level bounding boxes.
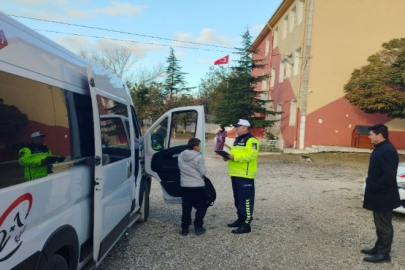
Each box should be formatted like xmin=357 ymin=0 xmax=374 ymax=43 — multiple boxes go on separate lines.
xmin=178 ymin=149 xmax=207 ymax=187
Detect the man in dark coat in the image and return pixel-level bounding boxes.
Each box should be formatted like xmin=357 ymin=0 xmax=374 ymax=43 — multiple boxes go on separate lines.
xmin=362 ymin=124 xmax=400 ymax=263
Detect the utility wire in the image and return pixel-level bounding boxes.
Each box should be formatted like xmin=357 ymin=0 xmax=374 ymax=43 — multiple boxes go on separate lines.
xmin=11 ymin=14 xmax=236 ymax=50
xmin=34 ymin=29 xmax=238 ymax=53
xmin=35 ymin=29 xmax=281 ymax=57
xmin=11 ymin=14 xmax=282 ymax=56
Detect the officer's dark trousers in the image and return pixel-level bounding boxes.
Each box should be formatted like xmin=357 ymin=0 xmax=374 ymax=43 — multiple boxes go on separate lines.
xmin=373 ymin=210 xmax=394 ymax=255
xmin=231 ymin=176 xmax=255 ymax=225
xmin=181 ymin=187 xmax=207 ymax=229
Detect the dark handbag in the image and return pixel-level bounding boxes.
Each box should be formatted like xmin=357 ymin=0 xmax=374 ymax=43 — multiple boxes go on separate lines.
xmin=204 ymin=176 xmax=216 ymax=207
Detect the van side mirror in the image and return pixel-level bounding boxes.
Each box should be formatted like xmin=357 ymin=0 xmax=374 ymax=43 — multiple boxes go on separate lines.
xmin=151 ymin=133 xmax=164 ymax=151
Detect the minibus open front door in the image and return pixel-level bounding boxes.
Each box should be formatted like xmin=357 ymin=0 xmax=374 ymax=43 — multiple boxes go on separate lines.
xmin=143 ymin=106 xmax=205 ymax=204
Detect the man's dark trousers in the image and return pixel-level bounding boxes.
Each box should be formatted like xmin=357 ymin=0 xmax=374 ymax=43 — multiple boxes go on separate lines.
xmin=181 ymin=187 xmax=207 ymax=229
xmin=231 ymin=176 xmax=255 ymax=224
xmin=373 ymin=210 xmax=394 ymax=255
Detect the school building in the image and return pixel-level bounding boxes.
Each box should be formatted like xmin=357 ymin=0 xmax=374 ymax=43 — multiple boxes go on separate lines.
xmin=251 ymin=0 xmax=405 ymax=150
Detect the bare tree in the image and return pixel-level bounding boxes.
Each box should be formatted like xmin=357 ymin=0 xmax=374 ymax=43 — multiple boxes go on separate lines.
xmin=78 ymin=46 xmax=137 ymax=80
xmin=130 ymin=62 xmax=166 ymax=87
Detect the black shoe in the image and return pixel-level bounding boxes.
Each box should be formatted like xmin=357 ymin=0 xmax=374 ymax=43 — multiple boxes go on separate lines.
xmin=195 ymin=227 xmax=206 ymax=235
xmin=363 ymin=254 xmax=390 ymax=263
xmin=361 ymin=247 xmax=377 ymax=255
xmin=181 ymin=228 xmax=189 ymax=236
xmin=232 ymin=224 xmax=251 ymax=234
xmin=227 ymin=220 xmax=242 ymax=228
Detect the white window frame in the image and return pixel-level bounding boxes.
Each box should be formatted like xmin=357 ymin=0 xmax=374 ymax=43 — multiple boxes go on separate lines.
xmin=279 ymin=61 xmax=285 ymax=83
xmin=261 ymin=77 xmax=267 ymax=91
xmin=260 ymin=93 xmax=267 ymax=108
xmin=293 ymin=47 xmax=301 ymax=76
xmin=289 ymin=99 xmax=297 ymax=126
xmin=273 ymin=27 xmax=278 ymax=48
xmin=265 ymin=36 xmax=270 ymax=56
xmin=285 ymin=55 xmax=293 ymax=78
xmin=297 ymin=0 xmax=304 ymax=25
xmin=282 ymin=15 xmax=288 ymax=39
xmin=276 ymin=103 xmax=283 ymax=123
xmin=270 ymin=67 xmax=276 ymax=87
xmin=289 ymin=6 xmax=296 ymax=33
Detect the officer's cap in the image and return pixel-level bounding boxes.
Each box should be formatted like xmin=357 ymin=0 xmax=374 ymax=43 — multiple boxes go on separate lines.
xmin=233 ymin=119 xmax=250 ymax=127
xmin=31 ymin=131 xmax=46 ymax=138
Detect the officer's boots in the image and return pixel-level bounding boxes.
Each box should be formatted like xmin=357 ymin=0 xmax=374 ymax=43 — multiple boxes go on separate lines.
xmin=231 ymin=224 xmax=251 ymax=234
xmin=227 ymin=219 xmax=243 ymax=228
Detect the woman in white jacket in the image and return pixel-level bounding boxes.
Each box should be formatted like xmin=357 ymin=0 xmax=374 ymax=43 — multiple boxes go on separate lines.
xmin=178 ymin=138 xmax=207 ymax=236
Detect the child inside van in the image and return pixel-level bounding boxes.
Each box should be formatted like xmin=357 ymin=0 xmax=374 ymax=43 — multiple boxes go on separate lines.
xmin=177 ymin=138 xmax=207 ymax=236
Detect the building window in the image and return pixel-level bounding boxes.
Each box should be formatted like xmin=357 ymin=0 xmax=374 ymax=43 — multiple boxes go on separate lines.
xmin=273 ymin=27 xmax=278 ymax=48
xmin=282 ymin=16 xmax=288 ymax=39
xmin=294 ymin=47 xmax=301 ymax=76
xmin=285 ymin=55 xmax=293 ymax=78
xmin=261 ymin=77 xmax=267 ymax=91
xmin=265 ymin=36 xmax=270 ymax=56
xmin=289 ymin=6 xmax=296 ymax=33
xmin=270 ymin=67 xmax=276 ymax=87
xmin=279 ymin=61 xmax=285 ymax=83
xmin=289 ymin=99 xmax=297 ymax=126
xmin=276 ymin=103 xmax=283 ymax=123
xmin=260 ymin=93 xmax=267 ymax=108
xmin=297 ymin=0 xmax=304 ymax=25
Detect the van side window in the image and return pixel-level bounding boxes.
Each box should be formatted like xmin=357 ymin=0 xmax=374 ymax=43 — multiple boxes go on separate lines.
xmin=96 ymin=95 xmax=131 ymax=164
xmin=0 ymin=71 xmax=75 ymax=187
xmin=152 ymin=117 xmax=168 ymax=151
xmin=169 ymin=111 xmax=198 ymax=147
xmin=65 ymin=91 xmax=94 ymax=159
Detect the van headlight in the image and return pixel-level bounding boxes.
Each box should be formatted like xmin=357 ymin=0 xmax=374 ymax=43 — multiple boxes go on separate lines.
xmin=397 ymin=182 xmax=405 ymax=189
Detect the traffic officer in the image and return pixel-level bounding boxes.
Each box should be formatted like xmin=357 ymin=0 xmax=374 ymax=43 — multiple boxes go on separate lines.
xmin=18 ymin=131 xmax=52 ymax=181
xmin=223 ymin=119 xmax=259 ymax=234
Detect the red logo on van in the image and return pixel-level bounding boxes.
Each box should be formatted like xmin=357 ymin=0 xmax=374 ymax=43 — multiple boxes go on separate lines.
xmin=0 ymin=30 xmax=8 ymax=50
xmin=0 ymin=193 xmax=33 ymax=262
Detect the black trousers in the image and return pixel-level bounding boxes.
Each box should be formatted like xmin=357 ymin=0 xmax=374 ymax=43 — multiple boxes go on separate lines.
xmin=231 ymin=176 xmax=255 ymax=225
xmin=373 ymin=210 xmax=394 ymax=255
xmin=181 ymin=187 xmax=207 ymax=229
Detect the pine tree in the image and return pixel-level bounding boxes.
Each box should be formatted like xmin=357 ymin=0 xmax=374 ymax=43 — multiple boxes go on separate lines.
xmin=213 ymin=29 xmax=278 ymax=127
xmin=164 ymin=48 xmax=194 ymax=108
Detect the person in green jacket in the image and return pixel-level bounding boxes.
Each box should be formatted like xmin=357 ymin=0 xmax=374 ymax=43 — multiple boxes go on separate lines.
xmin=18 ymin=131 xmax=52 ymax=181
xmin=223 ymin=119 xmax=259 ymax=234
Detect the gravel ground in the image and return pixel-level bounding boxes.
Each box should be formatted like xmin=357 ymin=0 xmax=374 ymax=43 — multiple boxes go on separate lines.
xmin=98 ymin=141 xmax=405 ymax=270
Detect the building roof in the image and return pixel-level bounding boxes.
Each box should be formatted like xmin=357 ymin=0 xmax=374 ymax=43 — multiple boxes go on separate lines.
xmin=250 ymin=0 xmax=294 ymax=50
xmin=354 ymin=125 xmax=371 ymax=135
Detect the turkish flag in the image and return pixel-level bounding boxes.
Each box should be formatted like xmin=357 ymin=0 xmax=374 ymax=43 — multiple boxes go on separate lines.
xmin=214 ymin=55 xmax=229 ymax=65
xmin=0 ymin=30 xmax=8 ymax=50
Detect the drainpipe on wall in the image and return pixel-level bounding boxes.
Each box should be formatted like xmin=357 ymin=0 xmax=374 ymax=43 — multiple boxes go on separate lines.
xmin=266 ymin=22 xmax=274 ymax=118
xmin=298 ymin=0 xmax=314 ymax=149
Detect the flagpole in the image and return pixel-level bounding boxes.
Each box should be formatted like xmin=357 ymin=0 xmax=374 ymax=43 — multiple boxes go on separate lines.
xmin=227 ymin=56 xmax=229 ymax=87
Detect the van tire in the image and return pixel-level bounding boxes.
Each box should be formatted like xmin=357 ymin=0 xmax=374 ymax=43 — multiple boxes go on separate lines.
xmin=44 ymin=254 xmax=69 ymax=270
xmin=139 ymin=180 xmax=150 ymax=222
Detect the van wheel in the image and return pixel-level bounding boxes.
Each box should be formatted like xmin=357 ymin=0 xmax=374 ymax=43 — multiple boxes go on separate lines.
xmin=139 ymin=181 xmax=150 ymax=222
xmin=45 ymin=254 xmax=68 ymax=270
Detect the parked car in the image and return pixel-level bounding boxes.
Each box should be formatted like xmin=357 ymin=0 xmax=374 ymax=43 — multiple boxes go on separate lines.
xmin=395 ymin=162 xmax=405 ymax=213
xmin=362 ymin=162 xmax=405 ymax=214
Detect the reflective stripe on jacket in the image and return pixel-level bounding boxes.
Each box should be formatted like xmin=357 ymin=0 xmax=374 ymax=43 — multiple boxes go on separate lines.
xmin=18 ymin=145 xmax=51 ymax=181
xmin=228 ymin=133 xmax=259 ymax=179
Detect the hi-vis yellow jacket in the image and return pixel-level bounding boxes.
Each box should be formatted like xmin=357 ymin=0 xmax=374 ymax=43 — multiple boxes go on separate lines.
xmin=228 ymin=133 xmax=259 ymax=179
xmin=18 ymin=144 xmax=52 ymax=181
